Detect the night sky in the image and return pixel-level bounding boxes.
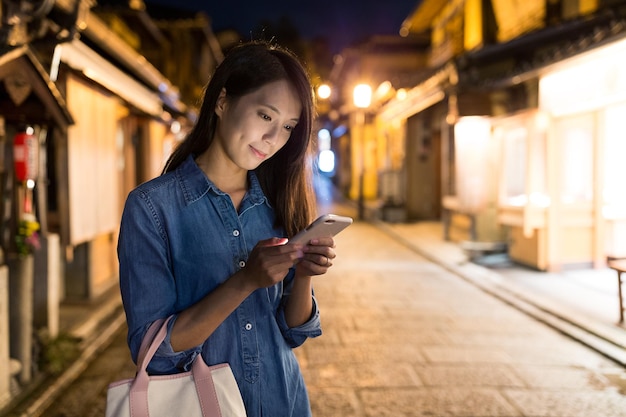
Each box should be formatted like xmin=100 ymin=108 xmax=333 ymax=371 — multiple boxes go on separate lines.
xmin=144 ymin=0 xmax=420 ymax=53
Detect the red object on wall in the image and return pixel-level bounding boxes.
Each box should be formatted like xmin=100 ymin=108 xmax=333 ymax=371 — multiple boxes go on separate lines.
xmin=13 ymin=131 xmax=38 ymax=182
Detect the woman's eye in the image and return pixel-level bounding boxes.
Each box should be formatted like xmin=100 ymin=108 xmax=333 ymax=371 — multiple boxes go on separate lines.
xmin=284 ymin=125 xmax=294 ymax=132
xmin=259 ymin=113 xmax=271 ymax=121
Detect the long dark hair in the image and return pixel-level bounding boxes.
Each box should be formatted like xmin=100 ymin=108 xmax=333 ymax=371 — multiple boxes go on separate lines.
xmin=163 ymin=41 xmax=316 ymax=237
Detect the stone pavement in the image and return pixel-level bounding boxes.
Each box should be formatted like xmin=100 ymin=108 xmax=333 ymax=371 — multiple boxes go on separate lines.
xmin=295 ymin=214 xmax=626 ymax=417
xmin=376 ymin=220 xmax=626 ymax=368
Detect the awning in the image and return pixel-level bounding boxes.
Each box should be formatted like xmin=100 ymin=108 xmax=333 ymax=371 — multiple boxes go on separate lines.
xmin=82 ymin=12 xmax=188 ymax=116
xmin=0 ymin=45 xmax=74 ymax=128
xmin=458 ymin=8 xmax=626 ymax=90
xmin=57 ymin=39 xmax=163 ymax=117
xmin=378 ymin=64 xmax=455 ymax=122
xmin=400 ymin=0 xmax=446 ymax=34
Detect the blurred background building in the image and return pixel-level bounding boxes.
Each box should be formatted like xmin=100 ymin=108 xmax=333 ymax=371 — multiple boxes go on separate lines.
xmin=324 ymin=0 xmax=626 ymax=274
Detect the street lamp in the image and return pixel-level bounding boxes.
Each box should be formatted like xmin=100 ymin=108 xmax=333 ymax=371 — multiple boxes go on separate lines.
xmin=315 ymin=83 xmax=332 ymax=120
xmin=353 ymin=84 xmax=372 ymax=109
xmin=317 ymin=83 xmax=331 ymax=100
xmin=353 ymin=83 xmax=372 ymax=220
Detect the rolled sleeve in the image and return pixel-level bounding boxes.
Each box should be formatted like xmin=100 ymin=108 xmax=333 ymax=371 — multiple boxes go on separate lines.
xmin=151 ymin=315 xmax=202 ymax=373
xmin=126 ymin=314 xmax=202 ymax=375
xmin=277 ymin=296 xmax=322 ymax=348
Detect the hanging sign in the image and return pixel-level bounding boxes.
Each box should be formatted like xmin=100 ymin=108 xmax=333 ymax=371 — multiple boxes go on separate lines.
xmin=13 ymin=131 xmax=38 ymax=182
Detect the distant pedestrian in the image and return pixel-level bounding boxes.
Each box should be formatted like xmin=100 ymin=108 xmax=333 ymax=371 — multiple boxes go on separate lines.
xmin=117 ymin=40 xmax=337 ymax=416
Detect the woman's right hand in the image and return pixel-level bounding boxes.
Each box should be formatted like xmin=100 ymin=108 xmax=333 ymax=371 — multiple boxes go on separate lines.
xmin=239 ymin=237 xmax=303 ymax=289
xmin=172 ymin=237 xmax=303 ymax=351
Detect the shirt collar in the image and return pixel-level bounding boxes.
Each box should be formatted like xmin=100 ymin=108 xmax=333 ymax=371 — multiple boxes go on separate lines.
xmin=175 ymin=154 xmax=268 ymax=207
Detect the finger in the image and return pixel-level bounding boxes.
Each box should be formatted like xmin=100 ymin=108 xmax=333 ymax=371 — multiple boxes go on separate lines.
xmin=295 ymin=258 xmax=331 ymax=277
xmin=303 ymin=245 xmax=335 ymax=260
xmin=256 ymin=240 xmax=302 ymax=260
xmin=259 ymin=237 xmax=289 ymax=247
xmin=307 ymin=237 xmax=335 ymax=248
xmin=258 ymin=249 xmax=303 ymax=270
xmin=299 ymin=253 xmax=332 ymax=268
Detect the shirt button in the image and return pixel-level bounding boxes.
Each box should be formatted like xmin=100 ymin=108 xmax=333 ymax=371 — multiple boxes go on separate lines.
xmin=245 ymin=323 xmax=253 ymax=331
xmin=233 ymin=230 xmax=240 ymax=237
xmin=239 ymin=260 xmax=246 ymax=268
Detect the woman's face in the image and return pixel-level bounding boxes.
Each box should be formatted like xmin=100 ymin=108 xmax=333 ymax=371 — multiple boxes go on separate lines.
xmin=214 ymin=79 xmax=302 ymax=171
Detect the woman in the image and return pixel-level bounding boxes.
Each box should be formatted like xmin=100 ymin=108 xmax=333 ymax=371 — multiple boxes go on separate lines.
xmin=117 ymin=41 xmax=336 ymax=416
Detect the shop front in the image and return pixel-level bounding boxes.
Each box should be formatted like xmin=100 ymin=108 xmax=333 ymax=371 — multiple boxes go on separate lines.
xmin=57 ymin=38 xmax=172 ymax=300
xmin=495 ymin=35 xmax=626 ymax=270
xmin=0 ymin=44 xmax=74 ymax=404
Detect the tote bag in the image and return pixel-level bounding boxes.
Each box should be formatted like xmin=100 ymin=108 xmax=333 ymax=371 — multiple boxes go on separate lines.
xmin=105 ymin=316 xmax=247 ymax=417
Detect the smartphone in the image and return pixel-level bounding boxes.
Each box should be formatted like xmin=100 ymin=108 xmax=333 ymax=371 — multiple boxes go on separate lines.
xmin=289 ymin=214 xmax=353 ymax=245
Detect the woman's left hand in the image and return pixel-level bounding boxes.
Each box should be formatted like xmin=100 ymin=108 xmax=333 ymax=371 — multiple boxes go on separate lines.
xmin=293 ymin=237 xmax=336 ymax=277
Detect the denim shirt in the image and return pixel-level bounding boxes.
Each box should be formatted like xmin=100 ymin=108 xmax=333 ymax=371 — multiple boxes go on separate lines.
xmin=117 ymin=155 xmax=321 ymax=417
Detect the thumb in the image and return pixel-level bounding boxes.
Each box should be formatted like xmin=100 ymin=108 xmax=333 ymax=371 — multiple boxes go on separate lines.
xmin=258 ymin=237 xmax=288 ymax=247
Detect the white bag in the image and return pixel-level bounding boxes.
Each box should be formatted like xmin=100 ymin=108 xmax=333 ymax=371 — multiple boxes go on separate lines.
xmin=105 ymin=317 xmax=247 ymax=417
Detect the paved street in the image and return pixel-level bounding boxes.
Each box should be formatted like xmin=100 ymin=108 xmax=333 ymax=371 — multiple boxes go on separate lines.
xmin=297 ymin=220 xmax=626 ymax=417
xmin=34 ymin=213 xmax=626 ymax=417
xmin=37 ymin=327 xmax=132 ymax=417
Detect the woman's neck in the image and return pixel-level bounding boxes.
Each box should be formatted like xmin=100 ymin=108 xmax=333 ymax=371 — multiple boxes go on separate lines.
xmin=195 ymin=148 xmax=248 ymax=207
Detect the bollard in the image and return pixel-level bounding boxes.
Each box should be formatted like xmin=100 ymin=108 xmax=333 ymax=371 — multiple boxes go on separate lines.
xmin=47 ymin=234 xmax=60 ymax=338
xmin=9 ymin=254 xmax=34 ymax=385
xmin=33 ymin=234 xmax=61 ymax=338
xmin=0 ymin=264 xmax=9 ymax=408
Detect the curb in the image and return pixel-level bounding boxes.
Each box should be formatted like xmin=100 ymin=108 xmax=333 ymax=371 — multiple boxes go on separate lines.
xmin=3 ymin=296 xmax=125 ymax=417
xmin=373 ymin=219 xmax=626 ymax=368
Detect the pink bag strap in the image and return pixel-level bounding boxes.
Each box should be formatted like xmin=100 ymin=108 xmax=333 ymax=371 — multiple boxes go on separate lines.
xmin=129 ymin=316 xmax=223 ymax=417
xmin=136 ymin=318 xmax=168 ymax=369
xmin=193 ymin=356 xmax=224 ymax=417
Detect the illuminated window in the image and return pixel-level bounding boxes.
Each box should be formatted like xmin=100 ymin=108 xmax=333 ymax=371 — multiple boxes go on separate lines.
xmin=501 ymin=126 xmax=527 ymax=205
xmin=555 ymin=114 xmax=593 ymax=204
xmin=604 ymin=104 xmax=626 ymax=218
xmin=317 ymin=129 xmax=331 ymax=151
xmin=496 ymin=111 xmax=548 ymax=207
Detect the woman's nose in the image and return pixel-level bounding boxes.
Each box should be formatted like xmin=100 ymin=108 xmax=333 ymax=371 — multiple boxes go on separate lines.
xmin=263 ymin=125 xmax=280 ymax=143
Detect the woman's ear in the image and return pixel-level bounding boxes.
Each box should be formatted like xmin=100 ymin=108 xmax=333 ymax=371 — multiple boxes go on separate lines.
xmin=215 ymin=88 xmax=227 ymax=116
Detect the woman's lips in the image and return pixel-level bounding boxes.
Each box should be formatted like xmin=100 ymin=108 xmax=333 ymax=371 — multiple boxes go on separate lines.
xmin=250 ymin=145 xmax=267 ymax=159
